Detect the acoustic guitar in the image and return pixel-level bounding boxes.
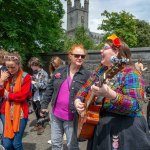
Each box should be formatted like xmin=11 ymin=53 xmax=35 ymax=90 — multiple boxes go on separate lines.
xmin=77 ymin=56 xmax=129 ymax=140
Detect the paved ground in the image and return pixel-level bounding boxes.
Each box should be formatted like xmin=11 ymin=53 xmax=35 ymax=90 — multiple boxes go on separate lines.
xmin=22 ymin=112 xmax=87 ymax=150
xmin=22 ymin=102 xmax=148 ymax=150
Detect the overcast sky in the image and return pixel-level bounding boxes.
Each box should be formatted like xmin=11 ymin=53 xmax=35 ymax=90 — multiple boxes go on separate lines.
xmin=60 ymin=0 xmax=150 ymax=33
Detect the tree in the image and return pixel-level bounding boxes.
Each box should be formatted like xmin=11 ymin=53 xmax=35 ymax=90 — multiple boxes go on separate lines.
xmin=0 ymin=0 xmax=64 ymax=62
xmin=136 ymin=19 xmax=150 ymax=47
xmin=74 ymin=26 xmax=95 ymax=50
xmin=62 ymin=34 xmax=75 ymax=51
xmin=98 ymin=10 xmax=137 ymax=47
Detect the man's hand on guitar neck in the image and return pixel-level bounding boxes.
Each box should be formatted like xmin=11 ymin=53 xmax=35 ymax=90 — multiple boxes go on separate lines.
xmin=91 ymin=84 xmax=117 ymax=102
xmin=74 ymin=99 xmax=85 ymax=115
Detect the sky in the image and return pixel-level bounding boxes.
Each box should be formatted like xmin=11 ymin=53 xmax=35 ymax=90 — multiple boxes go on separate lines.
xmin=60 ymin=0 xmax=150 ymax=33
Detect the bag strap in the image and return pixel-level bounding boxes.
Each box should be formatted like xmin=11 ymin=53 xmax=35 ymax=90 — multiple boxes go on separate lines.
xmin=22 ymin=72 xmax=28 ymax=84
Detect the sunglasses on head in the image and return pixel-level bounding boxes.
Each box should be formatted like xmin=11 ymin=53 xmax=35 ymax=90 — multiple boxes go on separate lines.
xmin=4 ymin=55 xmax=19 ymax=61
xmin=71 ymin=54 xmax=86 ymax=59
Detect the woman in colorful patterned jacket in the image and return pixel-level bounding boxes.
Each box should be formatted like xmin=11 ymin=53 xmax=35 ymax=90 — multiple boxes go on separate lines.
xmin=74 ymin=34 xmax=150 ymax=150
xmin=0 ymin=52 xmax=31 ymax=150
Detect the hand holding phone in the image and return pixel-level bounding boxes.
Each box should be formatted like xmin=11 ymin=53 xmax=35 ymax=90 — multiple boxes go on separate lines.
xmin=0 ymin=70 xmax=10 ymax=83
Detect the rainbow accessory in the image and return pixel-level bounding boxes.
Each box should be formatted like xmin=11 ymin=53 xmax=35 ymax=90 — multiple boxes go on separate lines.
xmin=107 ymin=34 xmax=121 ymax=47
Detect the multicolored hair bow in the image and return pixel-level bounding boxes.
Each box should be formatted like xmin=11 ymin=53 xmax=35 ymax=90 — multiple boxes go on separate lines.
xmin=107 ymin=34 xmax=121 ymax=47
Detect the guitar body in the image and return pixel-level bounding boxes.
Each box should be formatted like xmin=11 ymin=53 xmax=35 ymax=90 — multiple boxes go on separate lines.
xmin=77 ymin=103 xmax=102 ymax=140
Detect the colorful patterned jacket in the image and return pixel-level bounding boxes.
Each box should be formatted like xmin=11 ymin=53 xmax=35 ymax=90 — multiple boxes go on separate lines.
xmin=76 ymin=64 xmax=145 ymax=117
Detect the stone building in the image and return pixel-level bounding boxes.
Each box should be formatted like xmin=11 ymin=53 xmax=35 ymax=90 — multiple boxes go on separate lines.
xmin=67 ymin=0 xmax=102 ymax=44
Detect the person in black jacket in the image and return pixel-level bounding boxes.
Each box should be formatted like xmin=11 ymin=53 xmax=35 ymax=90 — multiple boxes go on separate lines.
xmin=41 ymin=44 xmax=90 ymax=150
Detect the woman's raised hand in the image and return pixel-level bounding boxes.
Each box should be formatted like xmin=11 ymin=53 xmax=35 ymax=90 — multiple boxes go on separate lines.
xmin=0 ymin=70 xmax=10 ymax=84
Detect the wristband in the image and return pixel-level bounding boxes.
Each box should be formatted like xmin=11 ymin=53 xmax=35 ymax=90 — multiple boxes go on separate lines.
xmin=111 ymin=93 xmax=118 ymax=102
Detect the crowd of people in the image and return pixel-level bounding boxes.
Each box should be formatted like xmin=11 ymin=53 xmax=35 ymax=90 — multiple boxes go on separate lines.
xmin=0 ymin=34 xmax=150 ymax=150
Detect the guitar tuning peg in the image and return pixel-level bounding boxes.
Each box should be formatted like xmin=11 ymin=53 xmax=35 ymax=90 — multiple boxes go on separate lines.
xmin=121 ymin=57 xmax=129 ymax=63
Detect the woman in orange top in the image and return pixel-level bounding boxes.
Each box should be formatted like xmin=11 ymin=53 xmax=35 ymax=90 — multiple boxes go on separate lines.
xmin=0 ymin=52 xmax=31 ymax=150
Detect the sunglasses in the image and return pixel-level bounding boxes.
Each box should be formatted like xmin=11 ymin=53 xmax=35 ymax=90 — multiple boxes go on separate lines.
xmin=71 ymin=54 xmax=86 ymax=59
xmin=102 ymin=45 xmax=112 ymax=50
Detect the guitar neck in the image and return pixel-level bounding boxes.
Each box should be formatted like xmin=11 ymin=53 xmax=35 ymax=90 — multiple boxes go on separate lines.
xmin=85 ymin=92 xmax=95 ymax=109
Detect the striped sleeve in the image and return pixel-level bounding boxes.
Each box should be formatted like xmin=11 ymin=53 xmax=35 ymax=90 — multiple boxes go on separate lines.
xmin=76 ymin=64 xmax=108 ymax=102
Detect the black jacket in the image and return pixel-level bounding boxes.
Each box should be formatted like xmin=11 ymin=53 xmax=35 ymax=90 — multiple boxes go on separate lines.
xmin=41 ymin=65 xmax=90 ymax=113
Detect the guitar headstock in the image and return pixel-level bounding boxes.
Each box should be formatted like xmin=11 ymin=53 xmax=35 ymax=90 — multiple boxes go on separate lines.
xmin=105 ymin=56 xmax=129 ymax=79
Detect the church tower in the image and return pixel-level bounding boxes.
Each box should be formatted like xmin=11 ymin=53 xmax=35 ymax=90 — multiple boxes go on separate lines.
xmin=67 ymin=0 xmax=89 ymax=37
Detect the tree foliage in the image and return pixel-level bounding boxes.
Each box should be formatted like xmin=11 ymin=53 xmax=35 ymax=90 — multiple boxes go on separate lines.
xmin=74 ymin=26 xmax=94 ymax=50
xmin=63 ymin=26 xmax=95 ymax=51
xmin=0 ymin=0 xmax=64 ymax=61
xmin=62 ymin=34 xmax=74 ymax=51
xmin=98 ymin=10 xmax=137 ymax=47
xmin=136 ymin=19 xmax=150 ymax=47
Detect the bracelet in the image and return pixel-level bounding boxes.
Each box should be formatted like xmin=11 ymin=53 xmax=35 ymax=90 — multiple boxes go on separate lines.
xmin=111 ymin=93 xmax=118 ymax=102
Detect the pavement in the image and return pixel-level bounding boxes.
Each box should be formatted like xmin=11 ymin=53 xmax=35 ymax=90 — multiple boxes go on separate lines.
xmin=22 ymin=112 xmax=87 ymax=150
xmin=22 ymin=101 xmax=148 ymax=150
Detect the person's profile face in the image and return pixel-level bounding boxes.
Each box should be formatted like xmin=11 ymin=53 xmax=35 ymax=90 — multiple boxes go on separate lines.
xmin=31 ymin=65 xmax=39 ymax=71
xmin=100 ymin=43 xmax=118 ymax=66
xmin=51 ymin=60 xmax=58 ymax=69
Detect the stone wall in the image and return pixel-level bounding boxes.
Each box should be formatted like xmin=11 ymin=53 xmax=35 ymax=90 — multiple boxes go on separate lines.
xmin=41 ymin=47 xmax=150 ymax=85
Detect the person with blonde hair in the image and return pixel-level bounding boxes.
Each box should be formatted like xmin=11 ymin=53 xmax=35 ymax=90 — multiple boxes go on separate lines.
xmin=49 ymin=56 xmax=65 ymax=77
xmin=0 ymin=49 xmax=8 ymax=66
xmin=0 ymin=52 xmax=32 ymax=150
xmin=41 ymin=44 xmax=90 ymax=150
xmin=47 ymin=56 xmax=66 ymax=144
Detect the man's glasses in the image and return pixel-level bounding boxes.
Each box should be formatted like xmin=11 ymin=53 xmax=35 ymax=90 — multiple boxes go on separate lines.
xmin=71 ymin=54 xmax=86 ymax=59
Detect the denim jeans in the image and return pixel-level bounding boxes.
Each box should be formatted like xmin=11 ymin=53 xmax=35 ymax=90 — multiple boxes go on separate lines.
xmin=51 ymin=113 xmax=79 ymax=150
xmin=0 ymin=117 xmax=3 ymax=135
xmin=1 ymin=115 xmax=27 ymax=150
